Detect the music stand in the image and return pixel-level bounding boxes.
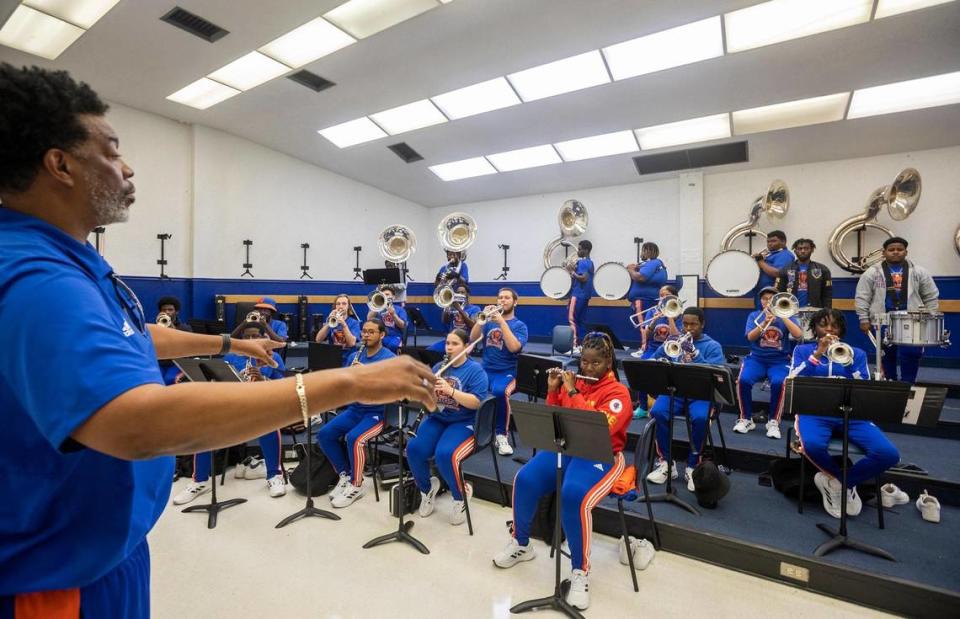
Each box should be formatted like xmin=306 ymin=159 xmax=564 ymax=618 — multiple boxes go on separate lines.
xmin=173 ymin=358 xmax=248 ymax=529
xmin=516 ymin=354 xmax=563 ymax=401
xmin=406 ymin=307 xmax=429 ymax=346
xmin=788 ymin=377 xmax=910 ymax=561
xmin=308 ymin=342 xmax=346 ymax=371
xmin=510 ymin=401 xmax=613 ymax=619
xmin=363 ymin=268 xmax=402 ymax=286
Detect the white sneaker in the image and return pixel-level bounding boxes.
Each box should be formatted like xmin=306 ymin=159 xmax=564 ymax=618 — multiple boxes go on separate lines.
xmin=496 ymin=434 xmax=514 ymax=456
xmin=685 ymin=467 xmax=696 ymax=492
xmin=880 ymin=483 xmax=910 ymax=508
xmin=329 ymin=472 xmax=350 ymax=500
xmin=243 ymin=456 xmax=267 ymax=479
xmin=450 ymin=499 xmax=467 ymax=525
xmin=418 ymin=476 xmax=441 ymax=518
xmin=733 ymin=418 xmax=755 ymax=434
xmin=630 ymin=349 xmax=645 ymax=358
xmin=765 ymin=420 xmax=781 ymax=440
xmin=846 ymin=486 xmax=862 ymax=516
xmin=331 ymin=483 xmax=364 ymax=508
xmin=567 ymin=569 xmax=590 ymax=610
xmin=172 ymin=482 xmax=209 ymax=505
xmin=814 ymin=472 xmax=842 ymax=519
xmin=267 ymin=474 xmax=286 ymax=498
xmin=234 ymin=456 xmax=252 ymax=479
xmin=916 ymin=490 xmax=941 ymax=523
xmin=618 ymin=537 xmax=655 ymax=570
xmin=493 ymin=538 xmax=536 ymax=568
xmin=646 ymin=459 xmax=678 ymax=485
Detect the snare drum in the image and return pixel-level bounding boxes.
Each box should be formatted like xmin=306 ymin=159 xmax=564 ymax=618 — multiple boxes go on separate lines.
xmin=540 ymin=266 xmax=572 ymax=300
xmin=885 ymin=311 xmax=948 ymax=347
xmin=593 ymin=262 xmax=632 ymax=300
xmin=792 ymin=306 xmax=819 ymax=341
xmin=705 ymin=250 xmax=759 ymax=297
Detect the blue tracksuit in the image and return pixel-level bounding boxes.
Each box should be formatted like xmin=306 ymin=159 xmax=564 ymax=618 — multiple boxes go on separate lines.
xmin=407 ymin=359 xmax=489 ymax=500
xmin=568 ymin=257 xmax=594 ymax=345
xmin=737 ymin=311 xmax=798 ymax=422
xmin=377 ymin=306 xmax=409 ymax=352
xmin=790 ymin=343 xmax=900 ymax=488
xmin=480 ymin=317 xmax=529 ymax=434
xmin=324 ymin=315 xmax=362 ymax=365
xmin=427 ymin=304 xmax=481 ymax=353
xmin=649 ymin=334 xmax=725 ymax=468
xmin=317 ymin=346 xmax=395 ymax=485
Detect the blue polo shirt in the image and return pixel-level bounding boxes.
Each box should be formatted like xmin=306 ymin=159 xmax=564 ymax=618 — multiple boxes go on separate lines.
xmin=347 ymin=346 xmax=396 ymax=415
xmin=0 ymin=209 xmax=171 ymax=595
xmin=744 ymin=310 xmax=798 ymax=363
xmin=481 ymin=317 xmax=529 ymax=374
xmin=431 ymin=359 xmax=489 ymax=422
xmin=571 ymin=257 xmax=594 ymax=297
xmin=628 ymin=258 xmax=668 ymax=302
xmin=758 ymin=248 xmax=795 ymax=289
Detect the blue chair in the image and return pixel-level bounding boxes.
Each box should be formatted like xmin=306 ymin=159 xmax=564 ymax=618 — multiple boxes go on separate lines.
xmin=552 ymin=325 xmax=574 ymax=356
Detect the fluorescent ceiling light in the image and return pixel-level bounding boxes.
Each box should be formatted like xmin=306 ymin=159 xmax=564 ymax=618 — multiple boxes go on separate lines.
xmin=875 ymin=0 xmax=955 ymax=18
xmin=847 ymin=71 xmax=960 ymax=118
xmin=602 ymin=16 xmax=724 ymax=81
xmin=318 ymin=117 xmax=388 ymax=148
xmin=724 ymin=0 xmax=873 ymax=53
xmin=487 ymin=145 xmax=562 ymax=172
xmin=554 ymin=130 xmax=639 ymax=162
xmin=166 ymin=78 xmax=241 ymax=110
xmin=507 ymin=50 xmax=611 ymax=102
xmin=635 ymin=113 xmax=731 ymax=150
xmin=369 ymin=99 xmax=447 ymax=135
xmin=431 ymin=77 xmax=521 ymax=120
xmin=23 ymin=0 xmax=120 ymax=29
xmin=732 ymin=92 xmax=849 ymax=134
xmin=207 ymin=51 xmax=291 ymax=91
xmin=429 ymin=157 xmax=497 ymax=181
xmin=0 ymin=5 xmax=84 ymax=60
xmin=259 ymin=17 xmax=356 ymax=67
xmin=325 ymin=0 xmax=439 ymax=39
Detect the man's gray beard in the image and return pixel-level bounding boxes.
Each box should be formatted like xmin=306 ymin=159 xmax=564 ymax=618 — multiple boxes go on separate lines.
xmin=87 ymin=174 xmax=129 ymax=226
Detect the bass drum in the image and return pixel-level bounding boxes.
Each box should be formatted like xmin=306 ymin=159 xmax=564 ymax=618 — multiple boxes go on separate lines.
xmin=705 ymin=250 xmax=759 ymax=297
xmin=593 ymin=262 xmax=632 ymax=300
xmin=540 ymin=266 xmax=572 ymax=300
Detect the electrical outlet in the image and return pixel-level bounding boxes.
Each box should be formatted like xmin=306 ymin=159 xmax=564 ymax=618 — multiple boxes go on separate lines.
xmin=779 ymin=562 xmax=810 ymax=582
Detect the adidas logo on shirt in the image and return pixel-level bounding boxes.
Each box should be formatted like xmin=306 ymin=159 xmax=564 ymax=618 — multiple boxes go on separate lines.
xmin=122 ymin=320 xmax=135 ymax=337
xmin=594 ymin=463 xmax=604 ymax=472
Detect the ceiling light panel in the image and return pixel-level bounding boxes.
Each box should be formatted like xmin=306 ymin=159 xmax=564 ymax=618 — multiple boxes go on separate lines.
xmin=318 ymin=117 xmax=388 ymax=148
xmin=324 ymin=0 xmax=440 ymax=39
xmin=23 ymin=0 xmax=120 ymax=29
xmin=369 ymin=99 xmax=447 ymax=135
xmin=847 ymin=71 xmax=960 ymax=118
xmin=487 ymin=145 xmax=562 ymax=172
xmin=207 ymin=51 xmax=291 ymax=91
xmin=635 ymin=113 xmax=731 ymax=150
xmin=431 ymin=77 xmax=521 ymax=120
xmin=732 ymin=92 xmax=849 ymax=134
xmin=258 ymin=17 xmax=356 ymax=68
xmin=0 ymin=5 xmax=84 ymax=60
xmin=554 ymin=130 xmax=639 ymax=162
xmin=429 ymin=157 xmax=497 ymax=181
xmin=166 ymin=78 xmax=241 ymax=110
xmin=724 ymin=0 xmax=873 ymax=54
xmin=602 ymin=16 xmax=724 ymax=81
xmin=507 ymin=50 xmax=611 ymax=102
xmin=875 ymin=0 xmax=956 ymax=18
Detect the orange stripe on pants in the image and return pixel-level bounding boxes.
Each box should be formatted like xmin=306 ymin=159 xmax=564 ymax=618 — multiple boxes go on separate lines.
xmin=15 ymin=589 xmax=80 ymax=619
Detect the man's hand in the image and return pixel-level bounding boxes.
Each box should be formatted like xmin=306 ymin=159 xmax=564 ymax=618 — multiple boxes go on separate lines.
xmin=231 ymin=338 xmax=284 ymax=367
xmin=815 ymin=334 xmax=836 ymax=358
xmin=860 ymin=321 xmax=872 ymax=335
xmin=351 ymin=356 xmax=438 ymax=409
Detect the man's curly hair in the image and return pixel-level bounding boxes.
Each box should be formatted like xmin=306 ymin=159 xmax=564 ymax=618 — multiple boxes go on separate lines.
xmin=0 ymin=63 xmax=109 ymax=194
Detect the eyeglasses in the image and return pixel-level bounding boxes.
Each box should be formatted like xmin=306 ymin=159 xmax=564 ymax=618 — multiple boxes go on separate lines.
xmin=111 ymin=274 xmax=146 ymax=334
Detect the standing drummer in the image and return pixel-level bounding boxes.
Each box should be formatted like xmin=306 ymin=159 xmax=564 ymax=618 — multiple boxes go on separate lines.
xmin=855 ymin=237 xmax=939 ymax=383
xmin=775 ymin=238 xmax=832 ymax=310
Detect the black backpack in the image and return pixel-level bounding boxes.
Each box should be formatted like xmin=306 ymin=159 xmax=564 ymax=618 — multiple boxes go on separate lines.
xmin=289 ymin=444 xmax=339 ymax=497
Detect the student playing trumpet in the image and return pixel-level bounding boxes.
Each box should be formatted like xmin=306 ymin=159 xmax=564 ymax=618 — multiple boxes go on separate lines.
xmin=316 ymin=293 xmax=361 ymax=365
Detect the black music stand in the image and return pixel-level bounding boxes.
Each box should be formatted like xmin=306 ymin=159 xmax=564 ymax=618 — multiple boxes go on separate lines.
xmin=513 ymin=355 xmax=565 ymax=464
xmin=789 ymin=377 xmax=910 ymax=561
xmin=363 ymin=268 xmax=402 ymax=286
xmin=510 ymin=401 xmax=613 ymax=619
xmin=363 ymin=401 xmax=429 ymax=555
xmin=173 ymin=358 xmax=248 ymax=529
xmin=406 ymin=307 xmax=429 ymax=346
xmin=308 ymin=342 xmax=347 ymax=371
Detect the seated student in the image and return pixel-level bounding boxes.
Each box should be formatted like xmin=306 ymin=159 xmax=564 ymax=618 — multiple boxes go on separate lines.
xmin=492 ymin=332 xmax=632 ymax=611
xmin=634 ymin=284 xmax=681 ymax=415
xmin=734 ymin=287 xmax=804 ymax=440
xmin=315 ymin=292 xmax=361 ymax=365
xmin=789 ymin=309 xmax=900 ymax=519
xmin=232 ymin=296 xmax=287 ymax=342
xmin=646 ymin=308 xmax=725 ymax=492
xmin=367 ymin=286 xmax=408 ymax=353
xmin=427 ymin=283 xmax=480 ymax=354
xmin=318 ymin=319 xmax=395 ymax=508
xmin=171 ymin=322 xmax=287 ymax=504
xmin=408 ymin=329 xmax=489 ymax=525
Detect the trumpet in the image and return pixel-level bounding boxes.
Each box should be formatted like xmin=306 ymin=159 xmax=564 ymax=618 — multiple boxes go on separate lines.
xmin=476 ymin=303 xmax=505 ymax=325
xmin=368 ymin=290 xmax=392 ymax=313
xmin=827 ymin=340 xmax=855 ymax=366
xmin=245 ymin=311 xmax=263 ymax=323
xmin=241 ymin=357 xmax=264 ymax=382
xmin=753 ymin=292 xmax=799 ymax=327
xmin=433 ymin=284 xmax=465 ymax=309
xmin=629 ymin=295 xmax=683 ymax=328
xmin=664 ymin=332 xmax=696 ymax=360
xmin=546 ymin=367 xmax=599 ymax=383
xmin=155 ymin=312 xmax=173 ymax=328
xmin=326 ymin=310 xmax=344 ymax=328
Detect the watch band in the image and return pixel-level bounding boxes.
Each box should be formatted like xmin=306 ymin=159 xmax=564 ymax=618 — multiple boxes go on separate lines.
xmin=218 ymin=334 xmax=231 ymax=355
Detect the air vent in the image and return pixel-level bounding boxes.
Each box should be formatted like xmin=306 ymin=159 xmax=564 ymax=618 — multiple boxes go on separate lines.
xmin=633 ymin=141 xmax=748 ymax=175
xmin=287 ymin=70 xmax=335 ymax=93
xmin=387 ymin=142 xmax=424 ymax=163
xmin=160 ymin=7 xmax=229 ymax=43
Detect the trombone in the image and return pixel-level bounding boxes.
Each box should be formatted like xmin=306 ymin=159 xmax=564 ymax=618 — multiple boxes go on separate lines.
xmin=476 ymin=303 xmax=505 ymax=325
xmin=664 ymin=332 xmax=696 ymax=360
xmin=628 ymin=295 xmax=683 ymax=328
xmin=753 ymin=292 xmax=799 ymax=327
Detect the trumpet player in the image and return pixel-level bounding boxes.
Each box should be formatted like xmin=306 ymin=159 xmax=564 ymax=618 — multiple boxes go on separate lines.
xmin=427 ymin=283 xmax=480 ymax=353
xmin=567 ymin=240 xmax=594 ymax=351
xmin=232 ymin=297 xmax=287 ymax=342
xmin=754 ymin=231 xmax=795 ymax=293
xmin=789 ymin=309 xmax=900 ymax=519
xmin=315 ymin=293 xmax=361 ymax=365
xmin=626 ymin=242 xmax=668 ymax=356
xmin=775 ymin=238 xmax=832 ymax=309
xmin=470 ymin=288 xmax=529 ymax=455
xmin=157 ymin=296 xmax=191 ymax=385
xmin=734 ymin=287 xmax=805 ymax=440
xmin=633 ymin=285 xmax=681 ymax=416
xmin=367 ymin=286 xmax=407 ymax=353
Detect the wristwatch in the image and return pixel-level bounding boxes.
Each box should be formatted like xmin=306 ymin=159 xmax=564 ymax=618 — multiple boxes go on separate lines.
xmin=567 ymin=388 xmax=579 ymax=398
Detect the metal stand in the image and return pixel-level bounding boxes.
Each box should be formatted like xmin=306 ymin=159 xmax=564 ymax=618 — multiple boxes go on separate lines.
xmin=157 ymin=233 xmax=171 ymax=279
xmin=299 ymin=243 xmax=313 ymax=279
xmin=353 ymin=246 xmax=363 ymax=280
xmin=633 ymin=236 xmax=643 ymax=263
xmin=643 ymin=386 xmax=699 ymax=516
xmin=182 ymin=448 xmax=247 ymax=529
xmin=495 ymin=244 xmax=510 ymax=280
xmin=276 ymin=418 xmax=340 ymax=528
xmin=241 ymin=239 xmax=254 ymax=278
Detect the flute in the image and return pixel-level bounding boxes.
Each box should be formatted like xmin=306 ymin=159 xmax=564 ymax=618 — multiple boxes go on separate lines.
xmin=546 ymin=367 xmax=599 ymax=383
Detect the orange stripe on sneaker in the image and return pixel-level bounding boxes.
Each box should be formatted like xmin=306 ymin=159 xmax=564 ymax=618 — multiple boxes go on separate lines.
xmin=15 ymin=589 xmax=80 ymax=619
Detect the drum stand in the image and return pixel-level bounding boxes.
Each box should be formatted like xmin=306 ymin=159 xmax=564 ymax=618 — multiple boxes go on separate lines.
xmin=495 ymin=244 xmax=510 ymax=280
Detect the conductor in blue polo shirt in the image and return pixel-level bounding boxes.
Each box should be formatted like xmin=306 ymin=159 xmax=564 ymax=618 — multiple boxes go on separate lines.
xmin=0 ymin=64 xmax=437 ymax=619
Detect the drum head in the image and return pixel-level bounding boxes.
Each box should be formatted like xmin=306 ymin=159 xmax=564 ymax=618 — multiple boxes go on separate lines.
xmin=706 ymin=250 xmax=759 ymax=297
xmin=593 ymin=262 xmax=632 ymax=300
xmin=540 ymin=267 xmax=572 ymax=300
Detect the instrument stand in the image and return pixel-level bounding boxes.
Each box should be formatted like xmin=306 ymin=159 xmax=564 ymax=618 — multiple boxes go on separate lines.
xmin=182 ymin=448 xmax=247 ymax=529
xmin=156 ymin=233 xmax=171 ymax=279
xmin=495 ymin=244 xmax=510 ymax=280
xmin=633 ymin=237 xmax=643 ymax=263
xmin=299 ymin=243 xmax=313 ymax=279
xmin=870 ymin=315 xmax=887 ymax=380
xmin=241 ymin=239 xmax=254 ymax=278
xmin=513 ymin=354 xmax=564 ymax=465
xmin=93 ymin=226 xmax=106 ymax=255
xmin=276 ymin=410 xmax=340 ymax=528
xmin=363 ymin=402 xmax=429 ymax=555
xmin=401 ymin=260 xmax=414 ymax=282
xmin=353 ymin=246 xmax=363 ymax=280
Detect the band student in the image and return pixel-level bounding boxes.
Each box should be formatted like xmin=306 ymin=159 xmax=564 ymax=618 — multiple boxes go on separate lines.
xmin=775 ymin=238 xmax=833 ymax=309
xmin=754 ymin=231 xmax=795 ymax=292
xmin=367 ymin=286 xmax=408 ymax=353
xmin=0 ymin=63 xmax=437 ymax=618
xmin=493 ymin=332 xmax=632 ymax=611
xmin=634 ymin=284 xmax=681 ymax=415
xmin=427 ymin=282 xmax=480 ymax=354
xmin=316 ymin=292 xmax=361 ymax=365
xmin=567 ymin=240 xmax=595 ymax=352
xmin=436 ymin=249 xmax=469 ymax=285
xmin=470 ymin=288 xmax=529 ymax=456
xmin=408 ymin=329 xmax=489 ymax=525
xmin=627 ymin=242 xmax=668 ymax=358
xmin=231 ymin=296 xmax=287 ymax=342
xmin=157 ymin=296 xmax=193 ymax=332
xmin=855 ymin=237 xmax=940 ymax=383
